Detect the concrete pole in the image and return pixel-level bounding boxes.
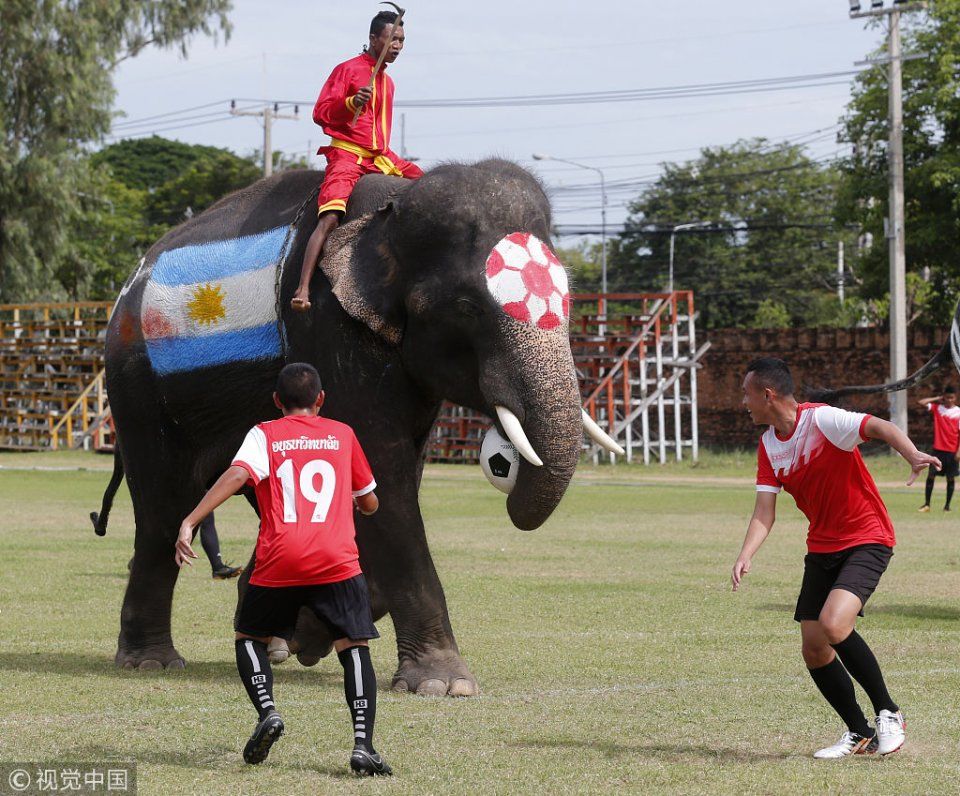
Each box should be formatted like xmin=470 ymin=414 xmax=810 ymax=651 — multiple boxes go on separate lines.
xmin=230 ymin=102 xmax=298 ymax=178
xmin=599 ymin=170 xmax=608 ymax=296
xmin=668 ymin=231 xmax=676 ymax=294
xmin=887 ymin=9 xmax=908 ymax=432
xmin=263 ymin=105 xmax=273 ymax=178
xmin=838 ymin=240 xmax=845 ymax=304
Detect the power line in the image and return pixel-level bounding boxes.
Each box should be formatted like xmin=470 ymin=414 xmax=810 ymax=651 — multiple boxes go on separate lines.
xmin=105 ymin=76 xmax=859 ymax=138
xmin=409 ymin=96 xmax=849 ymax=142
xmin=554 ymin=221 xmax=854 ymax=236
xmin=111 ymin=100 xmax=232 ymax=129
xmin=232 ymin=68 xmax=864 ymax=111
xmin=408 ymin=19 xmax=849 ymax=57
xmin=103 ymin=114 xmax=244 ymax=142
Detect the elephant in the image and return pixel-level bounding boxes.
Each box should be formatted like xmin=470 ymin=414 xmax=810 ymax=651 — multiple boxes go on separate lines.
xmin=96 ymin=159 xmax=622 ymax=694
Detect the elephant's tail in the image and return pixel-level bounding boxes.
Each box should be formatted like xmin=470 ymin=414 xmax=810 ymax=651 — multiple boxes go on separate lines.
xmin=807 ymin=298 xmax=960 ymax=405
xmin=90 ymin=448 xmax=124 ymax=537
xmin=807 ymin=330 xmax=956 ymax=405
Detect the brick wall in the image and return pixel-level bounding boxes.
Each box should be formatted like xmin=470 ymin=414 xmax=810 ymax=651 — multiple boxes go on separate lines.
xmin=697 ymin=326 xmax=951 ymax=447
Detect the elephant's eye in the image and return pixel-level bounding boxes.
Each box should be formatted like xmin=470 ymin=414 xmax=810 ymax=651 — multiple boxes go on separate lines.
xmin=456 ymin=298 xmax=484 ymax=318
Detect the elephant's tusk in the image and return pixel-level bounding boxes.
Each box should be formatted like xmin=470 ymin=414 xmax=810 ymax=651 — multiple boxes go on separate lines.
xmin=495 ymin=406 xmax=544 ymax=467
xmin=581 ymin=409 xmax=626 ymax=456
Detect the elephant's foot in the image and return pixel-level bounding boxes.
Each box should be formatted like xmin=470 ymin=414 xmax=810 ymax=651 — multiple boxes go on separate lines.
xmin=392 ymin=649 xmax=478 ymax=697
xmin=267 ymin=637 xmax=290 ymax=664
xmin=293 ymin=638 xmax=332 ymax=667
xmin=290 ymin=611 xmax=333 ymax=667
xmin=114 ymin=644 xmax=185 ymax=671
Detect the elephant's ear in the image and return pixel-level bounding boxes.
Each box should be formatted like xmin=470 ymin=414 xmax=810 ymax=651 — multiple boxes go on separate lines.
xmin=320 ymin=206 xmax=403 ymax=346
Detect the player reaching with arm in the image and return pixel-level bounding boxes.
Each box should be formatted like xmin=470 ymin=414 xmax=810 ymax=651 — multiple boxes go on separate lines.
xmin=175 ymin=363 xmax=392 ymax=776
xmin=731 ymin=357 xmax=939 ymax=759
xmin=916 ymin=385 xmax=960 ymax=512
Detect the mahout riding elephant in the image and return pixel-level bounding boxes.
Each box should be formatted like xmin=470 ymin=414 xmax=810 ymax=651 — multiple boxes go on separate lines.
xmin=96 ymin=159 xmax=621 ymax=695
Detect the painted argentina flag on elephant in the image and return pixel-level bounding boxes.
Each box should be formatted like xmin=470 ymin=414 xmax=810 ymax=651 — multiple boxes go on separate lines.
xmin=140 ymin=226 xmax=289 ymax=375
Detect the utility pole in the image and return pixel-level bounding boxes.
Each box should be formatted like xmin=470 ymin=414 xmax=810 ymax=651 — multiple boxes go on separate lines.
xmin=849 ymin=0 xmax=925 ymax=433
xmin=230 ymin=101 xmax=299 ymax=178
xmin=838 ymin=240 xmax=845 ymax=305
xmin=399 ymin=113 xmax=419 ymax=164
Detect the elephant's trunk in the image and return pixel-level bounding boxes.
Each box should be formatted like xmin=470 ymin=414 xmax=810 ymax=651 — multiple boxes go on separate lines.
xmin=482 ymin=320 xmax=582 ymax=531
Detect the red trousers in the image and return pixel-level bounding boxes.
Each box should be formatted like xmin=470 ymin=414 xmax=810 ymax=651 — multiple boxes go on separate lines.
xmin=317 ymin=146 xmax=422 ymax=215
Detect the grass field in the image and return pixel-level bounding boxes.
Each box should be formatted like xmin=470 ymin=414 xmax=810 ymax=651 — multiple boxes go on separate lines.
xmin=2 ymin=450 xmax=960 ymax=794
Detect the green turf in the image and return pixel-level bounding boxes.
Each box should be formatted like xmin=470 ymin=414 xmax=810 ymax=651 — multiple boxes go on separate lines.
xmin=2 ymin=452 xmax=959 ymax=794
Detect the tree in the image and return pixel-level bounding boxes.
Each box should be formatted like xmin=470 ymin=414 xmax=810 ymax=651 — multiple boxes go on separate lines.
xmin=146 ymin=151 xmax=260 ymax=226
xmin=838 ymin=1 xmax=960 ymax=325
xmin=57 ymin=175 xmax=157 ymax=300
xmin=63 ymin=138 xmax=261 ymax=299
xmin=92 ymin=136 xmax=231 ymax=192
xmin=612 ymin=139 xmax=853 ymax=328
xmin=556 ymin=240 xmax=604 ymax=294
xmin=750 ymin=299 xmax=791 ymax=329
xmin=0 ymin=0 xmax=231 ymax=302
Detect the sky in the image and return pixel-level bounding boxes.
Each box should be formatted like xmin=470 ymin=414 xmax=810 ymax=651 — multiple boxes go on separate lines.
xmin=110 ymin=0 xmax=886 ymax=238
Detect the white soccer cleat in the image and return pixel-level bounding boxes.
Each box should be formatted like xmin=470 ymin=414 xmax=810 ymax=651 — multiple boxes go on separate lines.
xmin=876 ymin=709 xmax=906 ymax=755
xmin=813 ymin=730 xmax=877 ymax=759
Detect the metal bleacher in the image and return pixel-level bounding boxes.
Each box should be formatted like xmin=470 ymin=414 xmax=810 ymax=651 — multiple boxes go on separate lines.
xmin=429 ymin=292 xmax=708 ymax=464
xmin=2 ymin=293 xmax=704 ymax=463
xmin=0 ymin=303 xmax=114 ymax=451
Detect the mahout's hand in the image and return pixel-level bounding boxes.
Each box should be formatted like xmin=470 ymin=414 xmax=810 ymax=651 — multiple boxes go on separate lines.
xmin=731 ymin=557 xmax=751 ymax=592
xmin=354 ymin=86 xmax=373 ymax=108
xmin=905 ymin=450 xmax=941 ymax=486
xmin=175 ymin=520 xmax=199 ymax=567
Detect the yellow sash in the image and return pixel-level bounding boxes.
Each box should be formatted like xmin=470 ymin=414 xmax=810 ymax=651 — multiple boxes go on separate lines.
xmin=330 ymin=139 xmax=403 ymax=177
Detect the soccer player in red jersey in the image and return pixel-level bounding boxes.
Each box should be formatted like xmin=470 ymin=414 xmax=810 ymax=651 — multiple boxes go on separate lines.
xmin=175 ymin=363 xmax=392 ymax=776
xmin=290 ymin=10 xmax=423 ymax=312
xmin=916 ymin=385 xmax=960 ymax=512
xmin=731 ymin=357 xmax=939 ymax=759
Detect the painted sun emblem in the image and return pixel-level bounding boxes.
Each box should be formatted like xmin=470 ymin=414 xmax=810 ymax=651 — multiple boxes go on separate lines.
xmin=186 ymin=282 xmax=226 ymax=326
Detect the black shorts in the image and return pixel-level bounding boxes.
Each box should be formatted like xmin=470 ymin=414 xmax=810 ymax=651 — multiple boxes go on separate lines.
xmin=794 ymin=544 xmax=893 ymax=622
xmin=235 ymin=573 xmax=379 ymax=641
xmin=931 ymin=449 xmax=959 ymax=478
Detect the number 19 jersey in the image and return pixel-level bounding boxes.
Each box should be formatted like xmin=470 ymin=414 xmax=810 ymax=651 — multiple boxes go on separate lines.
xmin=231 ymin=414 xmax=376 ymax=587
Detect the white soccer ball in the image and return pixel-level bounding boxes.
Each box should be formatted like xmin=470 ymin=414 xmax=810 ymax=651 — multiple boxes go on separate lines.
xmin=480 ymin=425 xmax=520 ymax=494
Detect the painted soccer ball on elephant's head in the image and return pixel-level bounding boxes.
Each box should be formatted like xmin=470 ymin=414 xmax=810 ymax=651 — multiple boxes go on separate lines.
xmin=480 ymin=425 xmax=520 ymax=494
xmin=485 ymin=232 xmax=570 ymax=330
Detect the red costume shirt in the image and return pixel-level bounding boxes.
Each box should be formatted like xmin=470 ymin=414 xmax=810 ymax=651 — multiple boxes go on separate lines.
xmin=314 ymin=52 xmax=399 ymax=158
xmin=928 ymin=401 xmax=960 ymax=452
xmin=755 ymin=403 xmax=895 ymax=553
xmin=232 ymin=415 xmax=376 ymax=587
xmin=311 ymin=52 xmax=422 ymax=215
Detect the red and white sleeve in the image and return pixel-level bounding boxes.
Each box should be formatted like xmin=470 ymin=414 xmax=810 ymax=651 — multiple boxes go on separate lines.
xmin=231 ymin=426 xmax=269 ymax=485
xmin=813 ymin=405 xmax=871 ymax=451
xmin=755 ymin=440 xmax=781 ymax=494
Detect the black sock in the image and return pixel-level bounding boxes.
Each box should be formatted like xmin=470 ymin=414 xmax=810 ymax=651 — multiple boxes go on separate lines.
xmin=832 ymin=630 xmax=898 ymax=715
xmin=338 ymin=645 xmax=377 ymax=753
xmin=946 ymin=477 xmax=955 ymax=509
xmin=200 ymin=513 xmax=224 ymax=569
xmin=235 ymin=639 xmax=276 ymax=719
xmin=924 ymin=476 xmax=935 ymax=506
xmin=808 ymin=657 xmax=872 ymax=737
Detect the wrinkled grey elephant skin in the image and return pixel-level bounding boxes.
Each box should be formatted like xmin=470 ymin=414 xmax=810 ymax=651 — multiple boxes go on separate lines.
xmin=104 ymin=161 xmax=582 ymax=695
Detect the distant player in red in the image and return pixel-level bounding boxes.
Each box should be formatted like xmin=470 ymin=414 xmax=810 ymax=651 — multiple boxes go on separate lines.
xmin=731 ymin=358 xmax=939 ymax=759
xmin=291 ymin=10 xmax=423 ymax=312
xmin=175 ymin=363 xmax=392 ymax=776
xmin=917 ymin=385 xmax=960 ymax=512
